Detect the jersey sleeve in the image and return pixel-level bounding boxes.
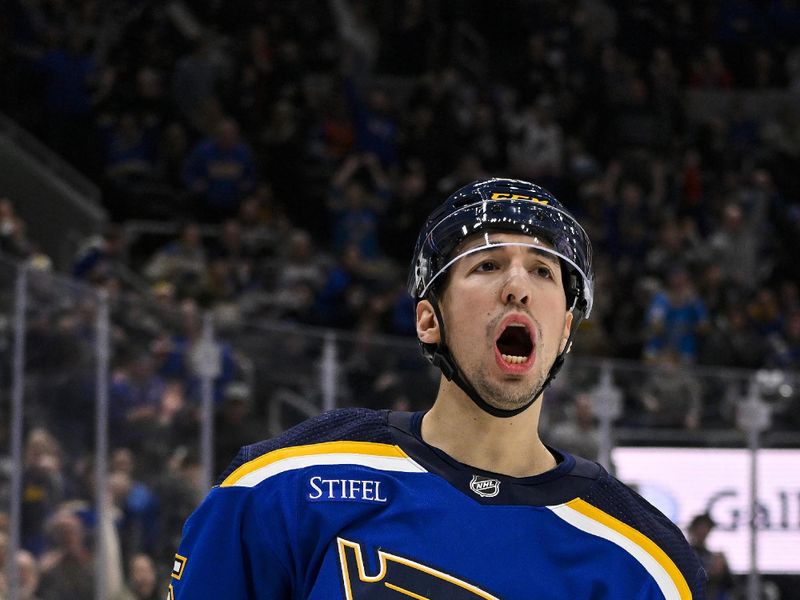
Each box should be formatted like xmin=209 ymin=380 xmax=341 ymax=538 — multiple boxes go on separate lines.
xmin=169 ymin=485 xmax=293 ymax=599
xmin=171 ymin=409 xmax=392 ymax=598
xmin=580 ymin=469 xmax=707 ymax=598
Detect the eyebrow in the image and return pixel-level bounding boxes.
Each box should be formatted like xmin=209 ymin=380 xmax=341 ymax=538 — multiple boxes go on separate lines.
xmin=462 ymin=242 xmax=561 ymax=271
xmin=464 ymin=244 xmax=561 ymax=268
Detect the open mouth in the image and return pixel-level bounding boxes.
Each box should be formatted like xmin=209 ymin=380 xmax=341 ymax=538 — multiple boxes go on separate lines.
xmin=495 ymin=323 xmax=534 ymax=365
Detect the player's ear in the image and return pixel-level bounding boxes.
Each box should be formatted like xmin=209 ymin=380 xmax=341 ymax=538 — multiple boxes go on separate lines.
xmin=416 ymin=299 xmax=440 ymax=345
xmin=559 ymin=310 xmax=574 ymax=354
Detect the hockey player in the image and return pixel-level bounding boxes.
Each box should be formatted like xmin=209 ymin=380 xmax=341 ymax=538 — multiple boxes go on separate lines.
xmin=170 ymin=178 xmax=706 ymax=598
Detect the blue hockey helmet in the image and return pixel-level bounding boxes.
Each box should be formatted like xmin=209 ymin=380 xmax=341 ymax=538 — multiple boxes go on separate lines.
xmin=408 ymin=178 xmax=594 ymax=319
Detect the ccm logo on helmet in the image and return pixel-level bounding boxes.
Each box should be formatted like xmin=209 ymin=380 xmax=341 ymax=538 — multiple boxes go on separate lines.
xmin=490 ymin=192 xmax=549 ymax=205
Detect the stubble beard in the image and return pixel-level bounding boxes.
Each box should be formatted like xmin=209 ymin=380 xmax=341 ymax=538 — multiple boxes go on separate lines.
xmin=470 ymin=367 xmax=545 ymax=411
xmin=466 ymin=315 xmax=548 ymax=412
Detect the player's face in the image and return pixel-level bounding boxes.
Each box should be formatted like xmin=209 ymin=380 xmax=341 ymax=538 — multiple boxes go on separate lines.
xmin=439 ymin=233 xmax=573 ymax=411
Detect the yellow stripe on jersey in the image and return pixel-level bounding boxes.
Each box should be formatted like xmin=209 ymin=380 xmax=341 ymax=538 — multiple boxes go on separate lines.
xmin=553 ymin=498 xmax=692 ymax=599
xmin=220 ymin=441 xmax=425 ymax=488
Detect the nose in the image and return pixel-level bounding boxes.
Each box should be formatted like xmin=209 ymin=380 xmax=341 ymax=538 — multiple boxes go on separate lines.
xmin=501 ymin=265 xmax=531 ymax=306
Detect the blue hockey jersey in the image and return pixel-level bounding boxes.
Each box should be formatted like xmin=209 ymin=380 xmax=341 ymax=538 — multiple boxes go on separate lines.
xmin=170 ymin=409 xmax=705 ymax=599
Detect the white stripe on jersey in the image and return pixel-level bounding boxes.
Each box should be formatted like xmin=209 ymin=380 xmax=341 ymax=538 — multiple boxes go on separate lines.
xmin=548 ymin=503 xmax=683 ymax=600
xmin=230 ymin=452 xmax=427 ymax=488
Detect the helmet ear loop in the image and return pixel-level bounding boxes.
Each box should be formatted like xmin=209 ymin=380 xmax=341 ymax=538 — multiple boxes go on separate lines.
xmin=426 ymin=291 xmax=457 ymax=381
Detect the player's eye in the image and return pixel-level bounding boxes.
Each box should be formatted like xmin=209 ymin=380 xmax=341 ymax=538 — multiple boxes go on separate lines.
xmin=474 ymin=260 xmax=498 ymax=273
xmin=535 ymin=266 xmax=553 ymax=279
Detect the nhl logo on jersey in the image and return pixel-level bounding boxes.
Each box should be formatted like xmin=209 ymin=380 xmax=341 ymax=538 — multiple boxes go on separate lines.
xmin=469 ymin=475 xmax=500 ymax=498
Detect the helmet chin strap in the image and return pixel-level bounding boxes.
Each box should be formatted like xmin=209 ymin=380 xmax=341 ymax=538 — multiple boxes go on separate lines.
xmin=426 ymin=296 xmax=574 ymax=419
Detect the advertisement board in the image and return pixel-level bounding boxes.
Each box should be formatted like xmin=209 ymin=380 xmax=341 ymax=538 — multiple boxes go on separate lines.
xmin=612 ymin=447 xmax=800 ymax=574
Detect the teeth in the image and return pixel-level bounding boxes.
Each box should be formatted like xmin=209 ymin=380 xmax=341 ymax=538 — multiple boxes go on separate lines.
xmin=501 ymin=354 xmax=528 ymax=364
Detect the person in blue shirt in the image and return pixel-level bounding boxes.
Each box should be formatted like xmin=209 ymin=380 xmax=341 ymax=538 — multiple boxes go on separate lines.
xmin=645 ymin=266 xmax=710 ymax=362
xmin=170 ymin=178 xmax=705 ymax=599
xmin=182 ymin=118 xmax=257 ymax=220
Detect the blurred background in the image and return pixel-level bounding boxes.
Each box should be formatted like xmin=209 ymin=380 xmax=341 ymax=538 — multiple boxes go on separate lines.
xmin=0 ymin=0 xmax=799 ymax=598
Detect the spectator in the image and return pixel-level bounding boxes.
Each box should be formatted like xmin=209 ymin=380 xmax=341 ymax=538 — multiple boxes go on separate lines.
xmin=397 ymin=84 xmax=452 ymax=178
xmin=150 ymin=280 xmax=178 ymax=311
xmin=314 ymin=244 xmax=376 ymax=329
xmin=330 ymin=0 xmax=380 ymax=76
xmin=768 ymin=309 xmax=800 ymax=370
xmin=110 ymin=553 xmax=160 ymax=600
xmin=108 ymin=352 xmax=166 ymax=453
xmin=99 ymin=112 xmax=157 ymax=181
xmin=436 ymin=153 xmax=487 ymax=195
xmin=109 ymin=448 xmax=159 ymax=560
xmin=611 ymin=77 xmax=663 ymax=150
xmin=143 ymin=222 xmax=207 ymax=298
xmin=747 ymin=289 xmax=785 ymax=338
xmin=72 ymin=224 xmax=127 ymax=282
xmin=514 ymin=32 xmax=562 ymax=97
xmin=270 ymin=229 xmax=329 ymax=315
xmin=214 ymin=382 xmax=262 ymax=476
xmin=696 ymin=262 xmax=736 ymax=318
xmin=156 ymin=122 xmax=190 ymax=191
xmin=778 ymin=280 xmax=800 ymax=316
xmin=326 ymin=153 xmax=390 ymax=259
xmin=0 ymin=546 xmax=41 ymax=600
xmin=677 ymin=148 xmax=708 ymax=230
xmin=644 ymin=267 xmax=710 ymax=363
xmin=380 ymin=160 xmax=435 ymax=262
xmin=706 ymin=203 xmax=762 ymax=290
xmin=152 ymin=299 xmax=236 ymax=406
xmin=260 ymin=99 xmax=308 ymax=213
xmin=209 ymin=219 xmax=258 ymax=291
xmin=700 ymin=302 xmax=768 ymax=369
xmin=130 ymin=67 xmax=170 ymax=127
xmin=16 ymin=549 xmax=41 ymax=600
xmin=275 ymin=229 xmax=327 ymax=292
xmin=726 ymin=104 xmax=761 ymax=164
xmin=645 ymin=217 xmax=704 ymax=281
xmin=548 ymin=392 xmax=601 ymax=461
xmin=36 ymin=31 xmax=101 ymax=174
xmin=788 ymin=45 xmax=800 ymax=92
xmin=236 ymin=187 xmax=290 ymax=259
xmin=153 ymin=449 xmax=204 ymax=565
xmin=506 ymin=94 xmax=564 ymax=185
xmin=604 ymin=177 xmax=652 ymax=281
xmin=171 ymin=37 xmax=224 ymax=132
xmin=21 ymin=429 xmax=66 ymax=557
xmin=342 ymin=75 xmax=398 ymax=168
xmin=647 ymin=46 xmax=682 ymax=130
xmin=687 ymin=513 xmax=736 ymax=599
xmin=182 ymin=118 xmax=257 ymax=221
xmin=231 ymin=25 xmax=273 ymax=130
xmin=638 ymin=351 xmax=702 ymax=430
xmin=124 ymin=379 xmax=191 ymax=480
xmin=0 ymin=198 xmax=33 ymax=259
xmin=37 ymin=508 xmax=94 ymax=599
xmin=689 ymin=46 xmax=734 ymax=89
xmin=460 ymin=100 xmax=506 ymax=172
xmin=376 ymin=0 xmax=434 ymax=76
xmin=198 ymin=257 xmax=241 ymax=315
xmin=308 ymin=89 xmax=356 ymax=166
xmin=687 ymin=513 xmax=714 ymax=559
xmin=744 ymin=48 xmax=783 ymax=89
